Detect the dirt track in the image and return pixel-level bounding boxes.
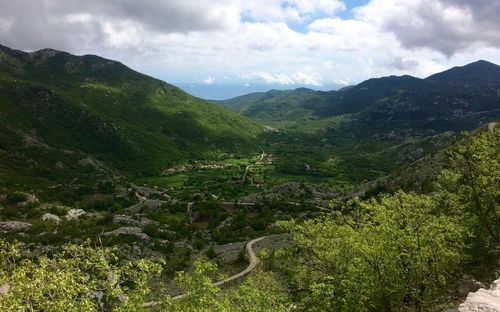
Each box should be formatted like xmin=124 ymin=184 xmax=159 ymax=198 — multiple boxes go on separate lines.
xmin=143 ymin=236 xmax=267 ymax=306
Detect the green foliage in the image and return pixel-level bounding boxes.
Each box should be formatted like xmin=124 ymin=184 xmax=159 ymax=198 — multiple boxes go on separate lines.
xmin=438 ymin=128 xmax=500 ymax=265
xmin=206 ymin=245 xmax=216 ymax=259
xmin=0 ymin=240 xmax=162 ymax=311
xmin=143 ymin=223 xmax=160 ymax=238
xmin=163 ymin=259 xmax=289 ymax=312
xmin=5 ymin=192 xmax=28 ymax=205
xmin=0 ymin=44 xmax=263 ymax=192
xmin=218 ymin=63 xmax=500 ymax=188
xmin=279 ymin=191 xmax=466 ymax=312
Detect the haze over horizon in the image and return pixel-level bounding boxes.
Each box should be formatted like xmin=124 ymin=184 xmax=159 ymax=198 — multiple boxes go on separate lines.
xmin=1 ymin=0 xmax=500 ymax=98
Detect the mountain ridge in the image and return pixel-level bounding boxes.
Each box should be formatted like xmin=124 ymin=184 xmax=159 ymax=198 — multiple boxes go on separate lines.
xmin=0 ymin=44 xmax=264 ymax=193
xmin=217 ymin=60 xmax=500 ymax=126
xmin=426 ymin=60 xmax=500 ymax=83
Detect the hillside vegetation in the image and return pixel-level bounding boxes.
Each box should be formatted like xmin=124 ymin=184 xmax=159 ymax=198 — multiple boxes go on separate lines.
xmin=0 ymin=44 xmax=498 ymax=311
xmin=217 ymin=61 xmax=500 ymax=185
xmin=0 ymin=44 xmax=263 ymax=189
xmin=1 ymin=125 xmax=497 ymax=311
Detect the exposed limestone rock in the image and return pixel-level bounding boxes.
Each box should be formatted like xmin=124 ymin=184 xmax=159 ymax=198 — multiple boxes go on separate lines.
xmin=66 ymin=209 xmax=86 ymax=220
xmin=217 ymin=216 xmax=233 ymax=230
xmin=457 ymin=276 xmax=486 ymax=297
xmin=79 ymin=155 xmax=105 ymax=171
xmin=24 ymin=193 xmax=39 ymax=206
xmin=459 ymin=278 xmax=500 ymax=312
xmin=29 ymin=48 xmax=59 ymax=63
xmin=22 ymin=132 xmax=50 ymax=149
xmin=102 ymin=227 xmax=150 ymax=241
xmin=112 ymin=214 xmax=140 ymax=226
xmin=87 ymin=290 xmax=104 ymax=308
xmin=64 ymin=62 xmax=78 ymax=74
xmin=0 ymin=284 xmax=10 ymax=295
xmin=129 ymin=184 xmax=171 ymax=201
xmin=139 ymin=217 xmax=159 ymax=227
xmin=142 ymin=199 xmax=165 ymax=210
xmin=111 ymin=215 xmax=157 ymax=227
xmin=41 ymin=213 xmax=61 ymax=224
xmin=126 ymin=199 xmax=168 ymax=213
xmin=214 ymin=241 xmax=246 ymax=263
xmin=0 ymin=221 xmax=32 ymax=232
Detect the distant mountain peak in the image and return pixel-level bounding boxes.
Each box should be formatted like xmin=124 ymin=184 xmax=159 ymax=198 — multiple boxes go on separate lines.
xmin=456 ymin=60 xmax=500 ymax=73
xmin=31 ymin=48 xmax=62 ymax=55
xmin=426 ymin=60 xmax=500 ymax=83
xmin=29 ymin=48 xmax=61 ymax=59
xmin=294 ymin=87 xmax=314 ymax=92
xmin=467 ymin=59 xmax=498 ymax=66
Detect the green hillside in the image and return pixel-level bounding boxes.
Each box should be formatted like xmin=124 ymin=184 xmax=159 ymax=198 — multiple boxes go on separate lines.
xmin=0 ymin=45 xmax=263 ymax=189
xmin=219 ymin=61 xmax=500 ymax=134
xmin=215 ymin=61 xmax=500 ymax=184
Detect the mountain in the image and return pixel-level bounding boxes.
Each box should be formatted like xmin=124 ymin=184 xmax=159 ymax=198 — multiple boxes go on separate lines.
xmin=217 ymin=88 xmax=329 ymax=125
xmin=217 ymin=88 xmax=318 ymax=113
xmin=216 ymin=61 xmax=500 ymax=182
xmin=218 ymin=60 xmax=500 ymax=134
xmin=427 ymin=60 xmax=500 ymax=84
xmin=0 ymin=44 xmax=263 ymax=190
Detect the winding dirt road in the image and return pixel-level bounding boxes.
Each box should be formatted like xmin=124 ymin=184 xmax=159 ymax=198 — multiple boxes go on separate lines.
xmin=212 ymin=236 xmax=266 ymax=287
xmin=241 ymin=150 xmax=266 ymax=183
xmin=143 ymin=236 xmax=267 ymax=306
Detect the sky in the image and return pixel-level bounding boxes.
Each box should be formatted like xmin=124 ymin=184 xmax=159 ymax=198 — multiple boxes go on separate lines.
xmin=1 ymin=0 xmax=500 ymax=99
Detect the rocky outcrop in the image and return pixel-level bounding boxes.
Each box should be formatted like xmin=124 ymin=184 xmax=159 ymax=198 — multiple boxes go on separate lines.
xmin=65 ymin=209 xmax=86 ymax=220
xmin=0 ymin=284 xmax=10 ymax=295
xmin=112 ymin=214 xmax=158 ymax=227
xmin=459 ymin=278 xmax=500 ymax=312
xmin=0 ymin=221 xmax=32 ymax=232
xmin=112 ymin=215 xmax=140 ymax=226
xmin=126 ymin=199 xmax=168 ymax=213
xmin=29 ymin=48 xmax=59 ymax=63
xmin=457 ymin=276 xmax=485 ymax=297
xmin=79 ymin=155 xmax=105 ymax=171
xmin=22 ymin=132 xmax=51 ymax=149
xmin=102 ymin=227 xmax=150 ymax=241
xmin=216 ymin=216 xmax=233 ymax=230
xmin=41 ymin=213 xmax=61 ymax=224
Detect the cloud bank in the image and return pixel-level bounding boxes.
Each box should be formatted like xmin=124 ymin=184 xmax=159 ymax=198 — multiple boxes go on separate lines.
xmin=0 ymin=0 xmax=499 ymax=88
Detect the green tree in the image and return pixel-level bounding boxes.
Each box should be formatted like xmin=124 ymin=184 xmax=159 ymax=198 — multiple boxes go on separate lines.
xmin=0 ymin=240 xmax=162 ymax=311
xmin=206 ymin=245 xmax=216 ymax=259
xmin=163 ymin=259 xmax=289 ymax=312
xmin=279 ymin=191 xmax=465 ymax=312
xmin=439 ymin=129 xmax=499 ymax=247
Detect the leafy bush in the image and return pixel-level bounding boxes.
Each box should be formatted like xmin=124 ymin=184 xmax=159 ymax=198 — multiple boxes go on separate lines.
xmin=0 ymin=240 xmax=163 ymax=311
xmin=6 ymin=192 xmax=28 ymax=205
xmin=206 ymin=245 xmax=216 ymax=259
xmin=279 ymin=191 xmax=466 ymax=311
xmin=162 ymin=259 xmax=289 ymax=311
xmin=143 ymin=223 xmax=160 ymax=238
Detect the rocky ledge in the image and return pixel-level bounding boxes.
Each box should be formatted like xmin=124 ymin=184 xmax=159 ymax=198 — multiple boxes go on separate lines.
xmin=459 ymin=278 xmax=500 ymax=312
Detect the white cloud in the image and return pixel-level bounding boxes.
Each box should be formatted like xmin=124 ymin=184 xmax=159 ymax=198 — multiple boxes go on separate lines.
xmin=291 ymin=71 xmax=323 ymax=86
xmin=236 ymin=0 xmax=346 ymax=22
xmin=354 ymin=0 xmax=500 ymax=56
xmin=0 ymin=0 xmax=499 ymax=93
xmin=241 ymin=72 xmax=295 ymax=85
xmin=334 ymin=78 xmax=351 ymax=86
xmin=203 ymin=76 xmax=216 ymax=85
xmin=240 ymin=70 xmax=322 ymax=86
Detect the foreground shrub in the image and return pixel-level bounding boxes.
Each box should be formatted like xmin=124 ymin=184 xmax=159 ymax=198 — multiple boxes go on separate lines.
xmin=0 ymin=240 xmax=162 ymax=311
